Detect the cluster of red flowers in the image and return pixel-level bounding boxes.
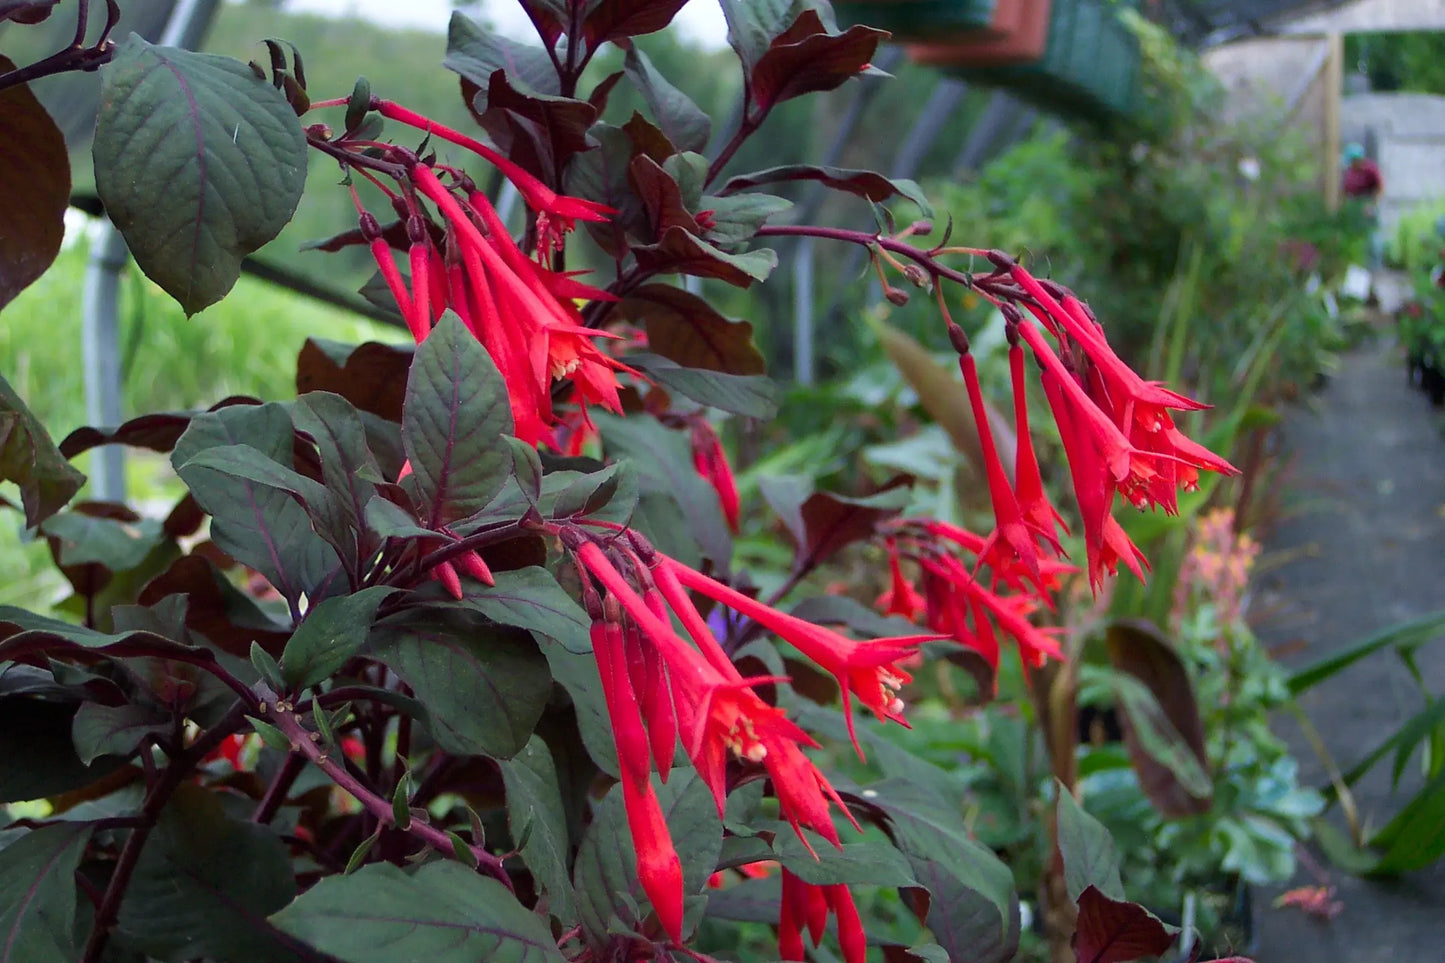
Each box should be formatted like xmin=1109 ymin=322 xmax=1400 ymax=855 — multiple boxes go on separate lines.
xmin=570 ymin=528 xmax=931 ymax=953
xmin=357 ymin=100 xmax=625 ymax=448
xmin=337 ymin=99 xmax=1236 ymax=958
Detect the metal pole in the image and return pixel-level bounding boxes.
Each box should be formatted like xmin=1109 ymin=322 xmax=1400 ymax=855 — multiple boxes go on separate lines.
xmin=80 ymin=0 xmax=220 ymax=502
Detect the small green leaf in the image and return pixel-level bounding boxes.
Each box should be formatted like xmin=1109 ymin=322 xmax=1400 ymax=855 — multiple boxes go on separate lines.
xmin=448 ymin=831 xmax=478 ymax=867
xmin=248 ymin=715 xmax=292 ymax=752
xmin=93 ymin=37 xmax=307 ymax=314
xmin=250 ymin=641 xmax=285 ymax=691
xmin=71 ymin=702 xmax=171 ymax=765
xmin=403 ymin=312 xmax=514 ymax=526
xmin=281 ymin=586 xmax=394 ymax=688
xmin=271 ymin=860 xmax=566 ymax=962
xmin=344 ymin=829 xmax=381 ymax=875
xmin=1055 ymin=783 xmax=1126 ymax=902
xmin=0 ymin=823 xmax=91 ymax=961
xmin=720 ymin=163 xmax=931 ymax=215
xmin=392 ymin=772 xmax=412 ymax=830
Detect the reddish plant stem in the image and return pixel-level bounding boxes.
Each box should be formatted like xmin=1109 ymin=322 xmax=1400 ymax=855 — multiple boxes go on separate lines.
xmin=80 ymin=701 xmax=252 ymax=963
xmin=402 ymin=518 xmax=532 ymax=582
xmin=262 ymin=699 xmax=513 ymax=889
xmin=756 ymin=223 xmax=983 ymax=291
xmin=0 ymin=0 xmax=117 ymax=93
xmin=705 ymin=114 xmax=761 ymax=188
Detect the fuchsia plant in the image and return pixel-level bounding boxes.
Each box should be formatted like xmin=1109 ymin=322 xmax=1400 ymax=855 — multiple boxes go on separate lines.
xmin=0 ymin=2 xmax=1254 ymax=962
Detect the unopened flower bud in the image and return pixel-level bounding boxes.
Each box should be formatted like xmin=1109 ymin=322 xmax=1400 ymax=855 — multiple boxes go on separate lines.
xmin=885 ymin=287 xmax=910 ymax=307
xmin=406 ymin=214 xmax=428 ymax=245
xmin=358 ymin=211 xmax=382 ymax=240
xmin=985 ymin=249 xmax=1016 ymax=271
xmin=910 ymin=219 xmax=933 ymax=236
xmin=902 ymin=264 xmax=928 ymax=287
xmin=947 ymin=322 xmax=970 ymax=356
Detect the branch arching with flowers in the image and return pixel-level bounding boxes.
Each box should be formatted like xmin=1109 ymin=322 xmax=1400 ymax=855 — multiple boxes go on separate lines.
xmin=0 ymin=3 xmax=1255 ymax=962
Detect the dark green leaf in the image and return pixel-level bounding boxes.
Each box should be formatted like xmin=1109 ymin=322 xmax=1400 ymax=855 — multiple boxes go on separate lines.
xmin=701 ymin=192 xmax=793 ymax=247
xmin=403 ymin=312 xmax=514 ymax=527
xmin=272 ymin=859 xmax=564 ymax=962
xmin=627 ymin=354 xmax=780 ymax=419
xmin=771 ymin=830 xmax=916 ymax=886
xmin=0 ymin=698 xmax=123 ymax=803
xmin=0 ymin=823 xmax=90 ymax=962
xmin=720 ymin=0 xmax=832 ymax=70
xmin=1055 ymin=784 xmax=1125 ymax=902
xmin=114 ymin=785 xmax=302 ymax=961
xmin=363 ymin=495 xmax=438 ymax=539
xmin=292 ymin=391 xmax=388 ymax=562
xmin=622 ymin=47 xmax=709 ymax=153
xmin=282 ymin=586 xmax=395 ymax=689
xmin=71 ymin=702 xmax=171 ymax=765
xmin=865 ymin=778 xmax=1014 ymax=939
xmin=250 ymin=640 xmax=285 ymax=691
xmin=93 ymin=37 xmax=307 ymax=315
xmin=498 ymin=736 xmax=577 ymax=922
xmin=0 ymin=53 xmax=70 ymax=311
xmin=371 ymin=606 xmax=551 ymax=758
xmin=720 ymin=164 xmax=931 ymax=215
xmin=907 ymin=856 xmax=1021 ymax=963
xmin=534 ymin=635 xmax=617 ymax=777
xmin=573 ymin=768 xmax=721 ymax=944
xmin=0 ymin=375 xmax=84 ymax=528
xmin=618 ymin=283 xmax=766 ymax=375
xmin=445 ymin=12 xmax=561 ymax=98
xmin=455 ymin=566 xmax=591 ymax=655
xmin=173 ymin=403 xmax=341 ymax=607
xmin=40 ymin=512 xmax=165 ymax=572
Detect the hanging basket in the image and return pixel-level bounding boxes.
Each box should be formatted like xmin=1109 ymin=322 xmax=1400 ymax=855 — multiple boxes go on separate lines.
xmin=938 ymin=0 xmax=1142 ymax=122
xmin=833 ymin=0 xmax=1000 ymax=44
xmin=905 ymin=0 xmax=1052 ymax=67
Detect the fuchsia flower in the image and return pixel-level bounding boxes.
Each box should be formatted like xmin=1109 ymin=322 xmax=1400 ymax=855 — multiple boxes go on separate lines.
xmin=779 ymin=870 xmax=867 ymax=963
xmin=687 ymin=417 xmax=742 ymax=533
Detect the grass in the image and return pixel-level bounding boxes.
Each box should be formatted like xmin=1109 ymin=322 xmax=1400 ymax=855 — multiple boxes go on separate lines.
xmin=0 ymin=234 xmax=407 ymax=607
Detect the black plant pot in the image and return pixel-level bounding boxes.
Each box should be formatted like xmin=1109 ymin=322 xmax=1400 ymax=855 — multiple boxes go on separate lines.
xmin=1157 ymin=877 xmax=1256 ymax=963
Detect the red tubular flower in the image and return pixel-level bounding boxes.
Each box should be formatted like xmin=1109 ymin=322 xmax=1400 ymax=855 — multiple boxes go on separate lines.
xmin=572 ymin=540 xmax=856 ymax=848
xmin=957 ymin=349 xmax=1044 ymax=588
xmin=665 ymin=558 xmax=941 ymax=758
xmin=1040 ymin=368 xmax=1149 ymax=590
xmin=877 ymin=540 xmax=925 ymax=619
xmin=689 ymin=418 xmax=741 ymax=533
xmin=1008 ymin=340 xmax=1068 ymax=555
xmin=778 ymin=871 xmax=867 ymax=963
xmin=374 ymin=99 xmax=613 ymax=232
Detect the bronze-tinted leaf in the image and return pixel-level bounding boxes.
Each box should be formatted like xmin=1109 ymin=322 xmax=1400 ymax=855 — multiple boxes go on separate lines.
xmin=751 ymin=12 xmax=886 ymax=110
xmin=0 ymin=54 xmax=70 ymax=311
xmin=1105 ymin=619 xmax=1212 ymax=817
xmin=619 ymin=283 xmax=766 ymax=375
xmin=295 ymin=339 xmax=411 ymax=423
xmin=1070 ymin=885 xmax=1178 ymax=963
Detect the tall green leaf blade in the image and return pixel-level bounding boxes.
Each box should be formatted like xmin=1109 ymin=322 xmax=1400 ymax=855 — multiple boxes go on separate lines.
xmin=70 ymin=702 xmax=171 ymax=765
xmin=498 ymin=736 xmax=577 ymax=923
xmin=114 ymin=786 xmax=303 ymax=962
xmin=370 ymin=606 xmax=550 ymax=759
xmin=93 ymin=37 xmax=307 ymax=315
xmin=0 ymin=824 xmax=90 ymax=963
xmin=403 ymin=312 xmax=514 ymax=526
xmin=271 ymin=860 xmax=564 ymax=962
xmin=1289 ymin=609 xmax=1445 ymax=695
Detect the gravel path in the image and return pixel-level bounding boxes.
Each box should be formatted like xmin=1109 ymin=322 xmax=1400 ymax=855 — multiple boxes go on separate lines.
xmin=1249 ymin=339 xmax=1445 ymax=962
